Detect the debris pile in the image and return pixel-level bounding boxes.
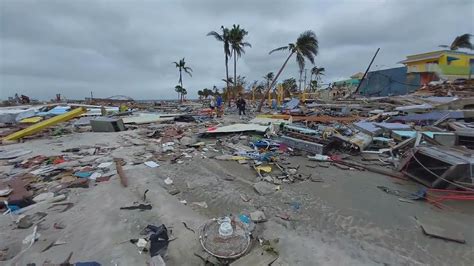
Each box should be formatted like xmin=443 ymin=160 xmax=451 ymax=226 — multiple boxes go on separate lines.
xmin=0 ymin=93 xmax=473 ymax=264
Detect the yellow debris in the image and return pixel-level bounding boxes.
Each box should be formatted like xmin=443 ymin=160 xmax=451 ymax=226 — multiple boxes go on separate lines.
xmin=20 ymin=116 xmax=43 ymax=123
xmin=256 ymin=165 xmax=272 ymax=173
xmin=3 ymin=107 xmax=86 ymax=141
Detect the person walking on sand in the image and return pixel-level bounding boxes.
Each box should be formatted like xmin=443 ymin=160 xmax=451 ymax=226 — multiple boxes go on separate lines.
xmin=236 ymin=96 xmax=246 ymax=119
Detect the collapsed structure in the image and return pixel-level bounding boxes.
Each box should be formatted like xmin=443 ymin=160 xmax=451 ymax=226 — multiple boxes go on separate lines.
xmin=0 ymin=80 xmax=473 ymax=264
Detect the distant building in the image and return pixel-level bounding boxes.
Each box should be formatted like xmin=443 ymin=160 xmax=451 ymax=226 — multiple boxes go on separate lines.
xmin=399 ymin=50 xmax=474 ymax=83
xmin=358 ymin=67 xmax=421 ymax=96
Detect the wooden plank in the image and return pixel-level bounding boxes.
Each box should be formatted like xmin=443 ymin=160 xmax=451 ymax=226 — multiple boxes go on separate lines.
xmin=3 ymin=107 xmax=86 ymax=141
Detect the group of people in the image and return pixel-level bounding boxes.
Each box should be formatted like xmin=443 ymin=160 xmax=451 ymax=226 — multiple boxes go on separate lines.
xmin=209 ymin=95 xmax=246 ymax=119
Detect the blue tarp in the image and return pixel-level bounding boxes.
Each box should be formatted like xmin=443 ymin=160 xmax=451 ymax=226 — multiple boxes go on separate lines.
xmin=282 ymin=98 xmax=299 ymax=110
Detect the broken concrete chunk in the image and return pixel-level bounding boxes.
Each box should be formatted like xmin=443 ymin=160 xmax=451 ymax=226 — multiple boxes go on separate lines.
xmin=262 ymin=175 xmax=273 ymax=183
xmin=167 ymin=187 xmax=180 ymax=195
xmin=33 ymin=192 xmax=55 ymax=202
xmin=253 ymin=181 xmax=275 ymax=196
xmin=179 ymin=136 xmax=193 ymax=146
xmin=250 ymin=210 xmax=267 ymax=223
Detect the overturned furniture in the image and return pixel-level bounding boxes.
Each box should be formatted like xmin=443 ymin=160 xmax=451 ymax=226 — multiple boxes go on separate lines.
xmin=398 ymin=146 xmax=474 ymax=188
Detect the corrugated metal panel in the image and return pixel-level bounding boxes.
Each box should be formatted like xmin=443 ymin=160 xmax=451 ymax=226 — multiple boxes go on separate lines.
xmin=359 ymin=67 xmax=421 ymax=96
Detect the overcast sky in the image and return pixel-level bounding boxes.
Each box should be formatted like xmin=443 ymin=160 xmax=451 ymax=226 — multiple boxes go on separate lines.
xmin=1 ymin=0 xmax=473 ymax=100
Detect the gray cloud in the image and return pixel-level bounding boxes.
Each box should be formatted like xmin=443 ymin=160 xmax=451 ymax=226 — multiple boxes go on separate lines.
xmin=1 ymin=0 xmax=472 ymax=100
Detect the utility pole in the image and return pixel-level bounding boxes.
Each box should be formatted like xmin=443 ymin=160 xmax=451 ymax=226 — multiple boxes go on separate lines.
xmin=354 ymin=48 xmax=380 ymax=95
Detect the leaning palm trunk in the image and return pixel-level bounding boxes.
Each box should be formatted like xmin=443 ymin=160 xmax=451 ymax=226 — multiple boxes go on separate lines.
xmin=225 ymin=55 xmax=231 ymax=107
xmin=233 ymin=49 xmax=237 ymax=105
xmin=257 ymin=52 xmax=294 ymax=112
xmin=298 ymin=70 xmax=303 ymax=92
xmin=179 ymin=69 xmax=183 ymax=103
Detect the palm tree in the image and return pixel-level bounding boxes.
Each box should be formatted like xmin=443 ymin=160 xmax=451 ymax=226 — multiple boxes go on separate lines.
xmin=439 ymin=34 xmax=473 ymax=50
xmin=263 ymin=72 xmax=275 ymax=91
xmin=202 ymin=88 xmax=213 ymax=99
xmin=175 ymin=85 xmax=184 ymax=102
xmin=229 ymin=24 xmax=251 ymax=101
xmin=310 ymin=80 xmax=318 ymax=92
xmin=173 ymin=58 xmax=193 ymax=89
xmin=309 ymin=66 xmax=325 ymax=90
xmin=257 ymin=30 xmax=319 ymax=111
xmin=207 ymin=26 xmax=231 ymax=104
xmin=181 ymin=88 xmax=188 ymax=101
xmin=282 ymin=78 xmax=298 ymax=97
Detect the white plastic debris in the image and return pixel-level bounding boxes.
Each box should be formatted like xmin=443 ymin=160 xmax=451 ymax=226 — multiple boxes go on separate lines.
xmin=191 ymin=201 xmax=208 ymax=208
xmin=136 ymin=238 xmax=147 ymax=248
xmin=0 ymin=187 xmax=13 ymax=197
xmin=164 ymin=177 xmax=173 ymax=185
xmin=97 ymin=162 xmax=113 ymax=168
xmin=182 ymin=153 xmax=192 ymax=158
xmin=307 ymin=154 xmax=330 ymax=161
xmin=144 ymin=161 xmax=160 ymax=168
xmin=22 ymin=226 xmax=40 ymax=245
xmin=89 ymin=172 xmax=102 ymax=180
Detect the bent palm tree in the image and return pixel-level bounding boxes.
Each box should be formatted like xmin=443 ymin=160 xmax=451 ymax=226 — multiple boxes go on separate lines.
xmin=440 ymin=33 xmax=473 ymax=50
xmin=207 ymin=26 xmax=231 ymax=105
xmin=173 ymin=58 xmax=192 ymax=90
xmin=257 ymin=30 xmax=319 ymax=112
xmin=229 ymin=24 xmax=251 ymax=101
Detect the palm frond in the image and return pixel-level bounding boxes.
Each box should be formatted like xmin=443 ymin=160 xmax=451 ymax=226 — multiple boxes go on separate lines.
xmin=184 ymin=67 xmax=193 ymax=76
xmin=450 ymin=33 xmax=473 ymax=50
xmin=242 ymin=42 xmax=252 ymax=48
xmin=207 ymin=31 xmax=224 ymax=42
xmin=269 ymin=45 xmax=289 ymax=54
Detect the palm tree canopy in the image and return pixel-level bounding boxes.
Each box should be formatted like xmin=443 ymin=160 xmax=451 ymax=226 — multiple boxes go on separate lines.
xmin=207 ymin=26 xmax=231 ymax=57
xmin=175 ymin=85 xmax=183 ymax=92
xmin=450 ymin=34 xmax=473 ymax=50
xmin=173 ymin=58 xmax=193 ymax=76
xmin=311 ymin=66 xmax=325 ymax=76
xmin=269 ymin=31 xmax=319 ymax=72
xmin=229 ymin=24 xmax=252 ymax=57
xmin=264 ymin=72 xmax=275 ymax=81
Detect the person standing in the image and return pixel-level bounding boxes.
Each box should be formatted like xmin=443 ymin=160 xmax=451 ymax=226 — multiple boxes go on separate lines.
xmin=216 ymin=94 xmax=223 ymax=118
xmin=209 ymin=96 xmax=216 ymax=117
xmin=236 ymin=96 xmax=246 ymax=119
